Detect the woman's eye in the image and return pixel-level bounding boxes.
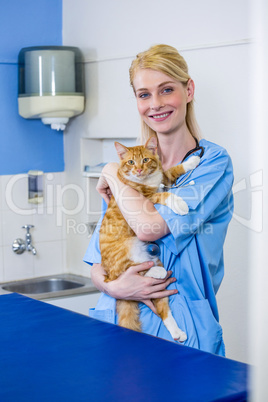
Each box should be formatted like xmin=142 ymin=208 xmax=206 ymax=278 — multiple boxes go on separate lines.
xmin=143 ymin=158 xmax=149 ymax=163
xmin=139 ymin=93 xmax=149 ymax=99
xmin=162 ymin=87 xmax=173 ymax=94
xmin=128 ymin=160 xmax=135 ymax=165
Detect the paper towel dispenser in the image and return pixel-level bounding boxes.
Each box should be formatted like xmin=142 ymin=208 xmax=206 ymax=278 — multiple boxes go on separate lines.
xmin=18 ymin=46 xmax=85 ymax=131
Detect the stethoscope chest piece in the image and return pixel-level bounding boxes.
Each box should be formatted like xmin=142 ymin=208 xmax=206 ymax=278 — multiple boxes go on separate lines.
xmin=146 ymin=243 xmax=160 ymax=257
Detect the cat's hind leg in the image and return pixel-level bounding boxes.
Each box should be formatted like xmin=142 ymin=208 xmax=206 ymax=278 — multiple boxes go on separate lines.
xmin=153 ymin=297 xmax=187 ymax=342
xmin=117 ymin=300 xmax=141 ymax=332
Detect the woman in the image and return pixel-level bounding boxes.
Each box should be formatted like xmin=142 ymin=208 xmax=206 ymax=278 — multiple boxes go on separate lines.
xmin=84 ymin=44 xmax=234 ymax=356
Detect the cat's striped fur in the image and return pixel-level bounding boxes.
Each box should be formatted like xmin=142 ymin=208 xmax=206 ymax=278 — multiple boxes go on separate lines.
xmin=99 ymin=136 xmax=199 ymax=341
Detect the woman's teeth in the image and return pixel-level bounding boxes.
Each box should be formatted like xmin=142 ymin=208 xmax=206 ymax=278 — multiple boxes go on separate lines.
xmin=152 ymin=113 xmax=170 ymax=119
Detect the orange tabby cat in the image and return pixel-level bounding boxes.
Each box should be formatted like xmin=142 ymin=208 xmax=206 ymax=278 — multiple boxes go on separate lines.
xmin=99 ymin=136 xmax=200 ymax=341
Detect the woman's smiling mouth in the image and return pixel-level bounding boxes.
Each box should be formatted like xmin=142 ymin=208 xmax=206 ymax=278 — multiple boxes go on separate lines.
xmin=149 ymin=111 xmax=173 ymax=121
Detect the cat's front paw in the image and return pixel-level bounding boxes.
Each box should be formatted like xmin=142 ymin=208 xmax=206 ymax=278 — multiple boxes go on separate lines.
xmin=145 ymin=266 xmax=167 ymax=279
xmin=165 ymin=194 xmax=189 ymax=215
xmin=182 ymin=155 xmax=200 ymax=172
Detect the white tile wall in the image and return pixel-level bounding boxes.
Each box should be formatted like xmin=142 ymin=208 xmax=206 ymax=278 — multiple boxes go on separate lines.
xmin=3 ymin=245 xmax=35 ymax=282
xmin=1 ymin=174 xmax=30 ymax=212
xmin=0 ymin=172 xmax=68 ymax=283
xmin=33 ymin=240 xmax=64 ymax=277
xmin=2 ymin=209 xmax=34 ymax=247
xmin=32 ymin=206 xmax=64 ymax=243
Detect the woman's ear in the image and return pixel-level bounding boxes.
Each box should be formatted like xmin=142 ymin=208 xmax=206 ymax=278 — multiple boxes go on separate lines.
xmin=186 ymin=79 xmax=195 ymax=103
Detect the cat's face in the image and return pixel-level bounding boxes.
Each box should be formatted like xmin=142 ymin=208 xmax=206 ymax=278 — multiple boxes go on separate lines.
xmin=120 ymin=147 xmax=159 ymax=181
xmin=115 ymin=137 xmax=162 ymax=184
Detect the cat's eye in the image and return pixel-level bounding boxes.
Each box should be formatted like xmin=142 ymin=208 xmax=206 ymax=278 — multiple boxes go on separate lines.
xmin=143 ymin=158 xmax=149 ymax=163
xmin=127 ymin=160 xmax=135 ymax=165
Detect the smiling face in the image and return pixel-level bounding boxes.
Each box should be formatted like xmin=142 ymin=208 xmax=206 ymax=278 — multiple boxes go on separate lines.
xmin=133 ymin=69 xmax=194 ymax=137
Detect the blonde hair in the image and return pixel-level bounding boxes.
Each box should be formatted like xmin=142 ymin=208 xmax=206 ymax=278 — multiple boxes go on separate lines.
xmin=129 ymin=44 xmax=201 ymax=143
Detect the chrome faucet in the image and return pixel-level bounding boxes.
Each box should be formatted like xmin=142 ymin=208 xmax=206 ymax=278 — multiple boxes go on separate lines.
xmin=12 ymin=225 xmax=37 ymax=255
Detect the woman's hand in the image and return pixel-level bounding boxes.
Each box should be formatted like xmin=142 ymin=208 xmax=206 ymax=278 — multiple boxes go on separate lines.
xmin=96 ymin=162 xmax=119 ymax=204
xmin=91 ymin=262 xmax=178 ymax=315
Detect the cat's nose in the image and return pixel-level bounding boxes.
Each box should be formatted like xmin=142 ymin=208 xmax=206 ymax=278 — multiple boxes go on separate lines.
xmin=137 ymin=169 xmax=142 ymax=174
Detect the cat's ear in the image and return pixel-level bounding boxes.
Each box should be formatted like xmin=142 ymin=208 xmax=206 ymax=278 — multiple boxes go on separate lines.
xmin=114 ymin=142 xmax=129 ymax=160
xmin=145 ymin=136 xmax=158 ymax=155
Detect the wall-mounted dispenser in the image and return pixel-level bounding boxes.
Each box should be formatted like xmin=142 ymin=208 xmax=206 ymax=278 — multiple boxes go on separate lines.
xmin=28 ymin=170 xmax=43 ymax=204
xmin=18 ymin=46 xmax=85 ymax=131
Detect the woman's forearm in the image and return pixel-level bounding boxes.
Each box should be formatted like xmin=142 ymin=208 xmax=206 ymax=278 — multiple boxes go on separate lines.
xmin=90 ymin=263 xmax=108 ymax=293
xmin=98 ymin=163 xmax=169 ymax=241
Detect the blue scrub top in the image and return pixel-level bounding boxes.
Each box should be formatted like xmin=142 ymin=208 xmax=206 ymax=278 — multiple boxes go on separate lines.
xmin=84 ymin=139 xmax=234 ymax=356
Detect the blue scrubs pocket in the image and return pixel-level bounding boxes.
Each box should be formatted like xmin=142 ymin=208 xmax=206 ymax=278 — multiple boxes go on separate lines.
xmin=88 ymin=293 xmax=117 ymax=324
xmin=186 ymin=298 xmax=225 ymax=356
xmin=143 ymin=294 xmax=225 ymax=356
xmin=89 ymin=308 xmax=115 ymax=324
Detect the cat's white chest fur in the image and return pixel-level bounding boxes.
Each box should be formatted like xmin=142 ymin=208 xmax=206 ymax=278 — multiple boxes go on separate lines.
xmin=128 ymin=170 xmax=163 ymax=187
xmin=130 ymin=238 xmax=160 ymax=265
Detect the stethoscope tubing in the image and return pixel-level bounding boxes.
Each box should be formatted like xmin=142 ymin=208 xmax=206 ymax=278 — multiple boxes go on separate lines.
xmin=161 ymin=143 xmax=204 ymax=190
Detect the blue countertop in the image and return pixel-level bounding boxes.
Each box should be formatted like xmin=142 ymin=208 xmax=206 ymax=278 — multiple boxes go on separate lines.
xmin=0 ymin=293 xmax=248 ymax=401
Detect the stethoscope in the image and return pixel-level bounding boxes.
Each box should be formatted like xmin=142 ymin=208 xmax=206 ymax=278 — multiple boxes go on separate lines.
xmin=159 ymin=138 xmax=204 ymax=190
xmin=146 ymin=139 xmax=204 ymax=257
xmin=181 ymin=138 xmax=204 ymax=163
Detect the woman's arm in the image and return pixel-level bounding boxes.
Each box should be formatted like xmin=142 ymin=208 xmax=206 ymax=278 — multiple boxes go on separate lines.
xmin=96 ymin=162 xmax=170 ymax=241
xmin=91 ymin=262 xmax=178 ymax=314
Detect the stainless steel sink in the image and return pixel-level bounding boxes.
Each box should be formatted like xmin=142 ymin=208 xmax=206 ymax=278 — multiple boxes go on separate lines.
xmin=0 ymin=274 xmax=97 ymax=300
xmin=2 ymin=278 xmax=83 ymax=294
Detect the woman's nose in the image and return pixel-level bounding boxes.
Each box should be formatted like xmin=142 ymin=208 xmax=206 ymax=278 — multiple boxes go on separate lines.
xmin=150 ymin=95 xmax=163 ymax=111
